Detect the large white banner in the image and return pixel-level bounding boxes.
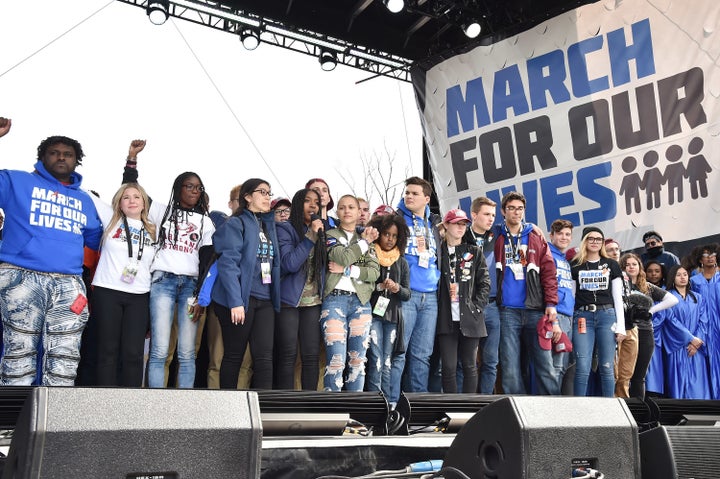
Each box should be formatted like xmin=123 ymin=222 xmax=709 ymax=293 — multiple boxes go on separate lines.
xmin=415 ymin=0 xmax=719 ymax=250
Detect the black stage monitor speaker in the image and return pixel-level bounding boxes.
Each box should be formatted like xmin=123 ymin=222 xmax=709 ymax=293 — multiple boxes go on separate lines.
xmin=640 ymin=424 xmax=720 ymax=479
xmin=2 ymin=387 xmax=262 ymax=479
xmin=442 ymin=396 xmax=640 ymax=479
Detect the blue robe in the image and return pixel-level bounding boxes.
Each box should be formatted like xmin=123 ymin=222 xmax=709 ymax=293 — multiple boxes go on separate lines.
xmin=646 ymin=307 xmax=665 ymax=395
xmin=690 ymin=272 xmax=720 ymax=399
xmin=662 ymin=290 xmax=711 ymax=399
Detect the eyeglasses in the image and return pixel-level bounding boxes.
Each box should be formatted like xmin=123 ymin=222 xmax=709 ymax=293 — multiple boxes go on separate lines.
xmin=586 ymin=237 xmax=604 ymax=244
xmin=253 ymin=189 xmax=273 ymax=197
xmin=702 ymin=252 xmax=717 ymax=257
xmin=275 ymin=208 xmax=291 ymax=216
xmin=504 ymin=205 xmax=525 ymax=212
xmin=182 ymin=183 xmax=204 ymax=193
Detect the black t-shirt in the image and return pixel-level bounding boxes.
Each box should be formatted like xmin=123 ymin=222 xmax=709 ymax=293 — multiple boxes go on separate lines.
xmin=572 ymin=258 xmax=623 ymax=308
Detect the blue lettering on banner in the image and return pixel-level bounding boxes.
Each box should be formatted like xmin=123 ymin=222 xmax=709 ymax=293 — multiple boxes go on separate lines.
xmin=446 ymin=18 xmax=656 ymax=137
xmin=458 ymin=161 xmax=615 ymax=230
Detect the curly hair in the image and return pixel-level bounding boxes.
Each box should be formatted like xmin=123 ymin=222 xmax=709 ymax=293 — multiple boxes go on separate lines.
xmin=37 ymin=136 xmax=85 ymax=166
xmin=367 ymin=213 xmax=408 ymax=254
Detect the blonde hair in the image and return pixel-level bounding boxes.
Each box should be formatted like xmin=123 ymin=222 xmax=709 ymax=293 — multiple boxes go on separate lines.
xmin=573 ymin=232 xmax=609 ymax=265
xmin=105 ymin=183 xmax=156 ymax=242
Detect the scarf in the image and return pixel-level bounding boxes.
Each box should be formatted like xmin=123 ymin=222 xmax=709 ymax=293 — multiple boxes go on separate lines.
xmin=374 ymin=244 xmax=400 ymax=267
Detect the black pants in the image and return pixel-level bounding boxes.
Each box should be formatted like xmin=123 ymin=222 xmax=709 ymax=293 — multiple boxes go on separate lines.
xmin=274 ymin=304 xmax=321 ymax=390
xmin=438 ymin=326 xmax=480 ymax=393
xmin=92 ymin=286 xmax=150 ymax=387
xmin=630 ymin=326 xmax=655 ymax=399
xmin=214 ymin=298 xmax=275 ymax=389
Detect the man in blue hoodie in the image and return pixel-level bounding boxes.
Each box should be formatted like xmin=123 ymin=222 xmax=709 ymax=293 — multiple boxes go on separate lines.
xmin=389 ymin=176 xmax=441 ymax=404
xmin=0 ymin=117 xmax=103 ymax=385
xmin=548 ymin=219 xmax=575 ymax=395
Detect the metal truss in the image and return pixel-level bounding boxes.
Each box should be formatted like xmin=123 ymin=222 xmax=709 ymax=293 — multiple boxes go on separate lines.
xmin=116 ymin=0 xmax=414 ymax=82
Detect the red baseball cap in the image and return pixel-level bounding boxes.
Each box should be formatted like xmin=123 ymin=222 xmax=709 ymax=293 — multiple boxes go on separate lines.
xmin=443 ymin=209 xmax=470 ymax=224
xmin=553 ymin=332 xmax=573 ymax=354
xmin=373 ymin=204 xmax=395 ymax=216
xmin=270 ymin=197 xmax=291 ymax=210
xmin=536 ymin=315 xmax=554 ymax=350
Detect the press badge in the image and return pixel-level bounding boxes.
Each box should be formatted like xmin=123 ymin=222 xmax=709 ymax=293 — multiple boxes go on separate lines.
xmin=509 ymin=263 xmax=524 ymax=280
xmin=121 ymin=261 xmax=139 ymax=284
xmin=261 ymin=262 xmax=272 ymax=284
xmin=418 ymin=251 xmax=431 ymax=269
xmin=373 ymin=296 xmax=390 ymax=316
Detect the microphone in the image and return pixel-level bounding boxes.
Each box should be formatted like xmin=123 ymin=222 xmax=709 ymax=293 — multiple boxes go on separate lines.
xmin=310 ymin=213 xmax=325 ymax=243
xmin=355 ymin=226 xmax=365 ymax=235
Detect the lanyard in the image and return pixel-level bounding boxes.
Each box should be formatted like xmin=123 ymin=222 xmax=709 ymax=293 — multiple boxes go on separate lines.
xmin=123 ymin=217 xmax=145 ymax=262
xmin=412 ymin=214 xmax=427 ymax=239
xmin=503 ymin=223 xmax=523 ymax=262
xmin=253 ymin=213 xmax=273 ymax=261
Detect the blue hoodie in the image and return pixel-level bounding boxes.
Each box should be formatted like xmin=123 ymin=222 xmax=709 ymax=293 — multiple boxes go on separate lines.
xmin=0 ymin=161 xmax=103 ymax=275
xmin=396 ymin=199 xmax=440 ymax=293
xmin=549 ymin=243 xmax=575 ymax=316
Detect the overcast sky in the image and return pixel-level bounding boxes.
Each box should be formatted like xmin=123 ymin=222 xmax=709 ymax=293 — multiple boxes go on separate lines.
xmin=0 ymin=0 xmax=423 ymax=211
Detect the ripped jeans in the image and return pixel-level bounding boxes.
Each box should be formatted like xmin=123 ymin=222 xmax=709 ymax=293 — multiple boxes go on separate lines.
xmin=320 ymin=291 xmax=372 ymax=392
xmin=0 ymin=266 xmax=88 ymax=386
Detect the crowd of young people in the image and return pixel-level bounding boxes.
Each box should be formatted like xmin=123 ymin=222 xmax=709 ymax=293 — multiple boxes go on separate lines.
xmin=1 ymin=117 xmax=718 ymax=401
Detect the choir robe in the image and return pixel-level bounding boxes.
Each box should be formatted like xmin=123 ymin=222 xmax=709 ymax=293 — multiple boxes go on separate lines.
xmin=690 ymin=272 xmax=720 ymax=399
xmin=662 ymin=290 xmax=711 ymax=399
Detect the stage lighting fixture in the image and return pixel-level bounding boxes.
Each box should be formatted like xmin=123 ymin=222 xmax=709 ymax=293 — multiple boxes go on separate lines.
xmin=147 ymin=0 xmax=170 ymax=25
xmin=240 ymin=27 xmax=260 ymax=50
xmin=383 ymin=0 xmax=405 ymax=13
xmin=462 ymin=20 xmax=481 ymax=38
xmin=319 ymin=50 xmax=337 ymax=71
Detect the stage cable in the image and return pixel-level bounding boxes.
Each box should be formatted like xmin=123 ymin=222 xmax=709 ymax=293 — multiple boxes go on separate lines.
xmin=0 ymin=0 xmax=115 ymax=80
xmin=169 ymin=18 xmax=287 ymax=196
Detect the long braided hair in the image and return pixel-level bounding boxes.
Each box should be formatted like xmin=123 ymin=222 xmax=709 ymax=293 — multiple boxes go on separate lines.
xmin=156 ymin=172 xmax=209 ymax=252
xmin=289 ymin=188 xmax=326 ymax=285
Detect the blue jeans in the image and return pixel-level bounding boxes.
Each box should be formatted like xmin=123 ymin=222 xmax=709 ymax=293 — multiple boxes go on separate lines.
xmin=366 ymin=317 xmax=397 ymax=398
xmin=479 ymin=302 xmax=500 ymax=394
xmin=390 ymin=290 xmax=437 ymax=401
xmin=147 ymin=271 xmax=198 ymax=388
xmin=553 ymin=313 xmax=573 ymax=381
xmin=321 ymin=292 xmax=371 ymax=392
xmin=499 ymin=307 xmax=559 ymax=395
xmin=573 ymin=308 xmax=617 ymax=397
xmin=0 ymin=267 xmax=88 ymax=386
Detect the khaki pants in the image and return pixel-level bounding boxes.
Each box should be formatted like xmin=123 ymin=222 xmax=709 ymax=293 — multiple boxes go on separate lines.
xmin=614 ymin=327 xmax=639 ymax=397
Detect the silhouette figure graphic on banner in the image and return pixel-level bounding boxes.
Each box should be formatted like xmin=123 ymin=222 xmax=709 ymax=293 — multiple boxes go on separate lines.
xmin=662 ymin=144 xmax=685 ymax=205
xmin=619 ymin=156 xmax=643 ymax=215
xmin=685 ymin=137 xmax=712 ymax=199
xmin=640 ymin=150 xmax=664 ymax=211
